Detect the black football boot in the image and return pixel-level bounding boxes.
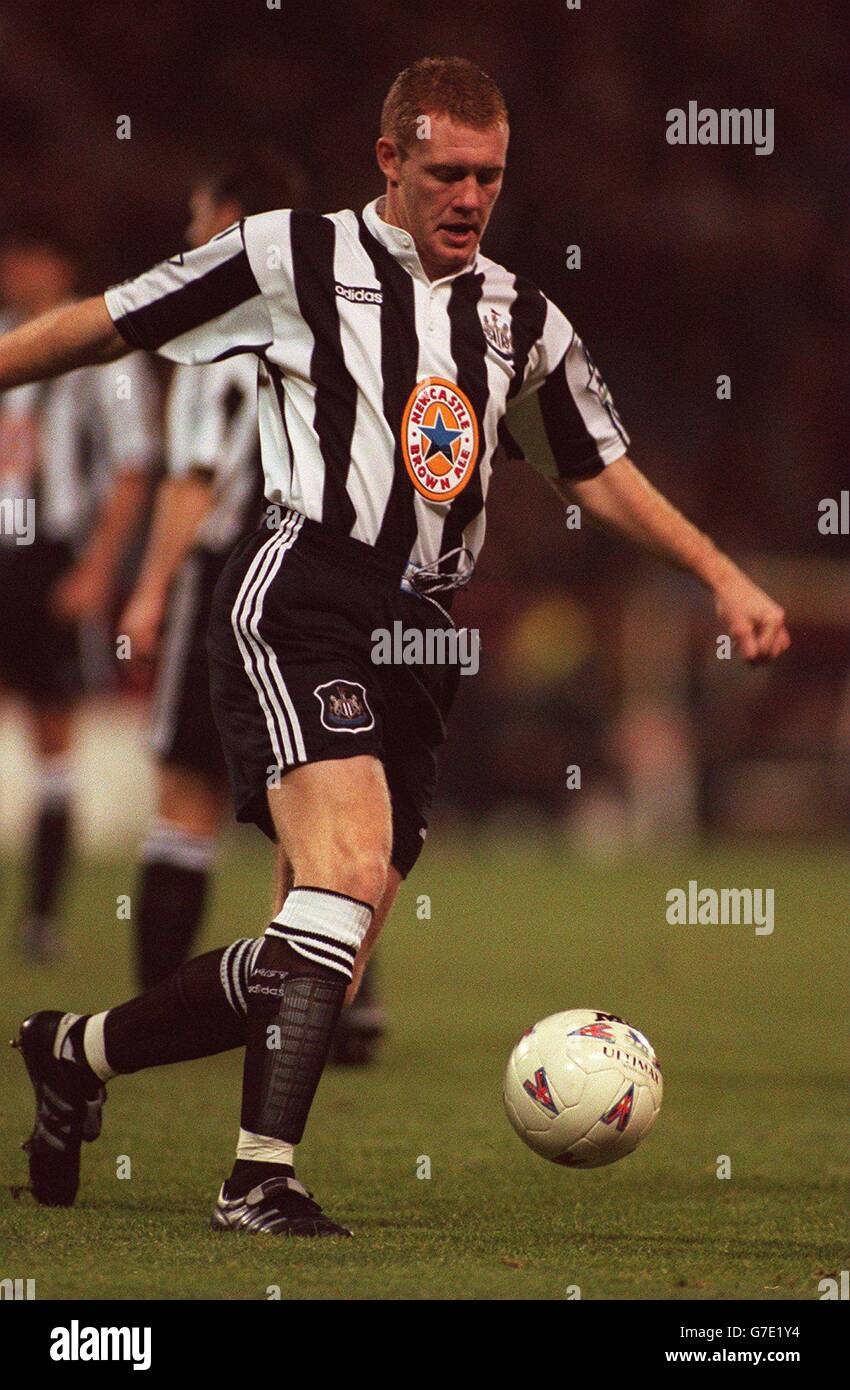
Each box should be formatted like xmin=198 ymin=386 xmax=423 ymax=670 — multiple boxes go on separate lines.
xmin=212 ymin=1175 xmax=352 ymax=1237
xmin=13 ymin=1011 xmax=106 ymax=1207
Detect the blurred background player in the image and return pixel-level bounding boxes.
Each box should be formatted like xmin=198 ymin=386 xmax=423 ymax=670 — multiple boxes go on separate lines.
xmin=118 ymin=163 xmax=386 ymax=1062
xmin=0 ymin=229 xmax=159 ymax=960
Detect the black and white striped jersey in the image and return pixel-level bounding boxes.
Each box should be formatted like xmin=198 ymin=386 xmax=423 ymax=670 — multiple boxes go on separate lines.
xmin=0 ymin=352 xmax=159 ymax=546
xmin=165 ymin=357 xmax=263 ymax=555
xmin=104 ymin=197 xmax=628 ymax=575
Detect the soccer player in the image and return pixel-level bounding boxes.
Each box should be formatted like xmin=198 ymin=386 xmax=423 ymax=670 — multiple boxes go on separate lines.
xmin=3 ymin=59 xmax=789 ymax=1234
xmin=0 ymin=229 xmax=159 ymax=959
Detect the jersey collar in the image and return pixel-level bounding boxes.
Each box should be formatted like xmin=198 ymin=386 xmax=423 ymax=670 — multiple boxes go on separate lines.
xmin=362 ymin=197 xmax=480 ymax=285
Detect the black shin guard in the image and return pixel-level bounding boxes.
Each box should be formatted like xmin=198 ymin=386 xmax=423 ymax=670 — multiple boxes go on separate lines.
xmin=241 ymin=936 xmax=347 ymax=1145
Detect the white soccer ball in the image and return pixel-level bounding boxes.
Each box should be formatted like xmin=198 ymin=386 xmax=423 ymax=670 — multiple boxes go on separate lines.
xmin=503 ymin=1009 xmax=663 ymax=1167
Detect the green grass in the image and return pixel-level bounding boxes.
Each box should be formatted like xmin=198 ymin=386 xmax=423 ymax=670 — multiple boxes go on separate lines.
xmin=0 ymin=834 xmax=847 ymax=1300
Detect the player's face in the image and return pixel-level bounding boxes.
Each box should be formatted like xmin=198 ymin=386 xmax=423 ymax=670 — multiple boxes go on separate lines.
xmin=378 ymin=114 xmax=508 ymax=279
xmin=185 ymin=186 xmax=242 ymax=249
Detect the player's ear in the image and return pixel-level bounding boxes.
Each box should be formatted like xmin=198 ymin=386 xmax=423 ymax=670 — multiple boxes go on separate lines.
xmin=376 ymin=136 xmax=402 ymax=186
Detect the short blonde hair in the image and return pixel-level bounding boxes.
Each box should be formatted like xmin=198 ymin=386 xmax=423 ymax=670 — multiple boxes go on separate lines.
xmin=380 ymin=56 xmax=508 ymax=153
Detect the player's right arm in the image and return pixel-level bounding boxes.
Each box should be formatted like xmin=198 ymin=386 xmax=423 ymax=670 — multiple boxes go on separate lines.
xmin=0 ymin=218 xmax=276 ymax=390
xmin=0 ymin=295 xmax=127 ymax=391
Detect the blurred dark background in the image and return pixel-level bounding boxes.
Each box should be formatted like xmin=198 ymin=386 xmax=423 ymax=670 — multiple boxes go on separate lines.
xmin=0 ymin=0 xmax=847 ymax=843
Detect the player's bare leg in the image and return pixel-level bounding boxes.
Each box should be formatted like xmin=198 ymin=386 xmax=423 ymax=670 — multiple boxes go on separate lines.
xmin=274 ymin=843 xmax=396 ymax=1060
xmin=346 ymin=870 xmax=399 ymax=1000
xmin=134 ymin=764 xmax=227 ymax=989
xmin=18 ymin=701 xmax=76 ymax=960
xmin=270 ymin=755 xmax=391 ymax=901
xmin=210 ymin=754 xmax=392 ymax=1236
xmin=330 ymin=868 xmax=397 ymax=1062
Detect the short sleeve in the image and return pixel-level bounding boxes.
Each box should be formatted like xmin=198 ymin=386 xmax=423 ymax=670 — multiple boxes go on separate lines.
xmin=104 ymin=221 xmax=274 ymax=365
xmin=504 ymin=298 xmax=629 ymax=481
xmin=187 ymin=365 xmax=241 ymax=473
xmin=164 ymin=365 xmax=205 ymax=476
xmin=166 ymin=360 xmax=257 ymax=484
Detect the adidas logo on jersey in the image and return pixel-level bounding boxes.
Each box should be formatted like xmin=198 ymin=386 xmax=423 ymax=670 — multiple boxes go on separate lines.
xmin=335 ymin=283 xmax=383 ymax=304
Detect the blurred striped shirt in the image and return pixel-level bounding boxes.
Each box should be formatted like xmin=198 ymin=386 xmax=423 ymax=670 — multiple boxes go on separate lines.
xmin=165 ymin=358 xmax=263 ymax=554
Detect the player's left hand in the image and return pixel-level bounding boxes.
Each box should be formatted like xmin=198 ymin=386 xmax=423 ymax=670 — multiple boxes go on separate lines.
xmin=712 ymin=568 xmax=790 ymax=664
xmin=51 ymin=562 xmax=110 ymax=623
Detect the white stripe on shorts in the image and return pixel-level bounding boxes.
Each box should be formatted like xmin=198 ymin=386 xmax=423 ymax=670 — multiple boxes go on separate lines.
xmin=231 ymin=512 xmax=305 ymax=769
xmin=150 ymin=553 xmax=202 ymax=756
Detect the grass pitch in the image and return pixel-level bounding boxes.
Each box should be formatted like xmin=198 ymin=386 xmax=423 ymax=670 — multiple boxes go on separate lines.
xmin=1 ymin=833 xmax=847 ymax=1301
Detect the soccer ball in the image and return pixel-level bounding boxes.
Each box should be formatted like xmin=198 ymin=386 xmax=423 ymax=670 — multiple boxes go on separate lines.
xmin=503 ymin=1009 xmax=662 ymax=1168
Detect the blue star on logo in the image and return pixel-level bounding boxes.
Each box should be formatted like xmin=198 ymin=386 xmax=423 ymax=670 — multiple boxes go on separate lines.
xmin=418 ymin=407 xmax=462 ymax=464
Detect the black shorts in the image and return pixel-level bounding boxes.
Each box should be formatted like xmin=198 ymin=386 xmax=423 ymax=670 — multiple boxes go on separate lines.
xmin=0 ymin=538 xmax=83 ymax=705
xmin=151 ymin=546 xmax=228 ymax=783
xmin=206 ymin=510 xmax=461 ymax=878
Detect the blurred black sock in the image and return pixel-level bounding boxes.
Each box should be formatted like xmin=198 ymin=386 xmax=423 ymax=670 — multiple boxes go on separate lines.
xmin=134 ymin=822 xmax=216 ymax=989
xmin=29 ymin=795 xmax=72 ymax=922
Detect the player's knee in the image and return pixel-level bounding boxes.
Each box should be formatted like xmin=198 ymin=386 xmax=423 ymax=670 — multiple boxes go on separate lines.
xmin=330 ymin=844 xmax=388 ymax=907
xmin=296 ymin=840 xmax=389 ymax=907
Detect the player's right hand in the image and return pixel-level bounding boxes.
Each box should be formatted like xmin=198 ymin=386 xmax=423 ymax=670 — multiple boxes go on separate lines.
xmin=712 ymin=569 xmax=791 ymax=665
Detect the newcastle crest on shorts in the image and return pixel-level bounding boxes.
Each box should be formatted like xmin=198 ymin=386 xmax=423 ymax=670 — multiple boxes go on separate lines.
xmin=314 ymin=679 xmax=375 ymax=733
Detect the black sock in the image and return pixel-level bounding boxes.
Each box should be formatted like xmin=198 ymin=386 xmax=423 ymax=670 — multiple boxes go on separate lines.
xmin=225 ymin=1159 xmax=295 ymax=1198
xmin=135 ymin=825 xmax=215 ymax=990
xmin=29 ymin=797 xmax=71 ymax=921
xmin=101 ymin=939 xmax=256 ymax=1073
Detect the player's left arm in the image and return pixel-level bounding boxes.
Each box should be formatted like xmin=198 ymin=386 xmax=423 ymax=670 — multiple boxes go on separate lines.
xmin=552 ymin=457 xmax=790 ymax=664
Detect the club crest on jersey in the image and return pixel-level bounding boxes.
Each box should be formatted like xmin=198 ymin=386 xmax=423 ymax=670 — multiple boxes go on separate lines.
xmin=313 ymin=680 xmax=374 ymax=733
xmin=401 ymin=377 xmax=479 ymax=504
xmin=480 ymin=307 xmax=514 ymax=361
xmin=522 ymin=1067 xmax=559 ymax=1116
